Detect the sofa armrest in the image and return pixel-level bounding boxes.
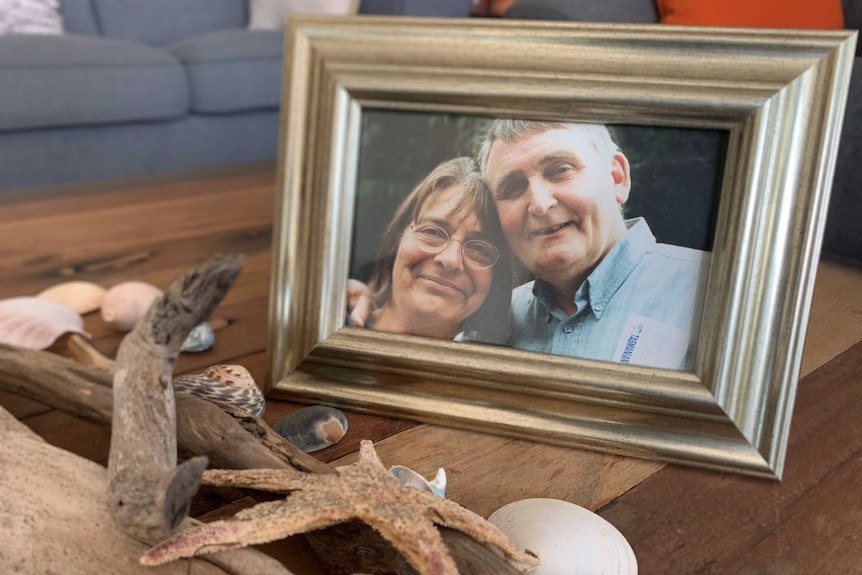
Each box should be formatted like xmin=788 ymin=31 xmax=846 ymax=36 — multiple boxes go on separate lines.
xmin=823 ymin=57 xmax=862 ymax=265
xmin=504 ymin=0 xmax=658 ymax=23
xmin=359 ymin=0 xmax=471 ymax=17
xmin=845 ymin=0 xmax=862 ymax=30
xmin=59 ymin=0 xmax=101 ymax=36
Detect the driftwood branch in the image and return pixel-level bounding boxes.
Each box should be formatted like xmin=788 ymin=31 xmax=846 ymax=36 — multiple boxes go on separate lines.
xmin=48 ymin=332 xmax=116 ymax=370
xmin=0 ymin=343 xmax=114 ymax=422
xmin=0 ymin=343 xmax=334 ymax=474
xmin=107 ymin=253 xmax=245 ymax=542
xmin=0 ymin=405 xmax=293 ymax=575
xmin=176 ymin=397 xmax=333 ymax=474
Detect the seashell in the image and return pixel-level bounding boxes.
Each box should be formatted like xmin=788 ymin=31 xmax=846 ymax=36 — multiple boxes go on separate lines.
xmin=389 ymin=465 xmax=447 ymax=498
xmin=487 ymin=498 xmax=637 ymax=575
xmin=36 ymin=281 xmax=106 ymax=315
xmin=172 ymin=364 xmax=265 ymax=417
xmin=273 ymin=405 xmax=348 ymax=452
xmin=0 ymin=296 xmax=89 ymax=350
xmin=100 ymin=281 xmax=163 ymax=332
xmin=180 ymin=321 xmax=215 ymax=353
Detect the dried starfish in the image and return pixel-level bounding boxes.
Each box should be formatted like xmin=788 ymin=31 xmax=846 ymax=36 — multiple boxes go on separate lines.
xmin=141 ymin=440 xmax=538 ymax=575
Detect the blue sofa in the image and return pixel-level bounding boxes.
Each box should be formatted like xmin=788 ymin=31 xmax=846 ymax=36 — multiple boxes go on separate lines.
xmin=505 ymin=0 xmax=862 ymax=264
xmin=0 ymin=0 xmax=470 ymax=191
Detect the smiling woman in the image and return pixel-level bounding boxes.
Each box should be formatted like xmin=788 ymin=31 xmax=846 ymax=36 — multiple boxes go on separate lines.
xmin=352 ymin=156 xmax=515 ymax=344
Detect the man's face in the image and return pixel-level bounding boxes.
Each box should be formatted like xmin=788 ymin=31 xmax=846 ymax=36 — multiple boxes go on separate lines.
xmin=485 ymin=125 xmax=631 ymax=289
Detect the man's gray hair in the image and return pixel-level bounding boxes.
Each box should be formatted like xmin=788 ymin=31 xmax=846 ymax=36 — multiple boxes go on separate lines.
xmin=477 ymin=120 xmax=620 ymax=175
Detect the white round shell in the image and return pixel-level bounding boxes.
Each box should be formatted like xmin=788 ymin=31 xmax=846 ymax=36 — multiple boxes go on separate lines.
xmin=100 ymin=281 xmax=163 ymax=332
xmin=487 ymin=498 xmax=637 ymax=575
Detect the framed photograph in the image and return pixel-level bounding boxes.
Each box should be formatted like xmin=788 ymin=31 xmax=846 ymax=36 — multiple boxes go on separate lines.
xmin=265 ymin=16 xmax=856 ymax=479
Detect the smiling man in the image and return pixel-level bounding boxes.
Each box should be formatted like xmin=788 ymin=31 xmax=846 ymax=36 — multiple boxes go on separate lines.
xmin=478 ymin=120 xmax=710 ymax=371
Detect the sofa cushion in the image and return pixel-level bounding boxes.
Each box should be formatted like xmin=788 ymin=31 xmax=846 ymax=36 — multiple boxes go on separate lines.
xmin=58 ymin=0 xmax=100 ymax=35
xmin=657 ymin=0 xmax=845 ymax=29
xmin=504 ymin=0 xmax=658 ymax=22
xmin=0 ymin=34 xmax=188 ymax=131
xmin=248 ymin=0 xmax=359 ymax=31
xmin=359 ymin=0 xmax=471 ymax=16
xmin=0 ymin=0 xmax=64 ymax=35
xmin=164 ymin=29 xmax=283 ymax=113
xmin=93 ymin=0 xmax=247 ymax=46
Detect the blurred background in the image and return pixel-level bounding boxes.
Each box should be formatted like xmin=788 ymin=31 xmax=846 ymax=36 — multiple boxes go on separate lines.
xmin=349 ymin=110 xmax=727 ymax=283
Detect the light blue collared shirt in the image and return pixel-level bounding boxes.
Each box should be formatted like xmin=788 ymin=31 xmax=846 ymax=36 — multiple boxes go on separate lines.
xmin=509 ymin=218 xmax=710 ymax=371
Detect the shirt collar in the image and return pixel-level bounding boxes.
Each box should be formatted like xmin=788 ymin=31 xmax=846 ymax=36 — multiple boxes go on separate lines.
xmin=531 ymin=217 xmax=655 ymax=318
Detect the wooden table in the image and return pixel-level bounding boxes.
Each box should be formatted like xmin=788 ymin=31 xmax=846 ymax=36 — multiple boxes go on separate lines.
xmin=2 ymin=165 xmax=861 ymax=574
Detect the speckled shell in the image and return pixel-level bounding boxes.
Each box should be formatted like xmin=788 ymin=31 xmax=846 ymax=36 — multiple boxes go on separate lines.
xmin=273 ymin=405 xmax=348 ymax=452
xmin=487 ymin=498 xmax=637 ymax=575
xmin=0 ymin=296 xmax=89 ymax=350
xmin=36 ymin=281 xmax=107 ymax=315
xmin=100 ymin=281 xmax=163 ymax=332
xmin=172 ymin=364 xmax=265 ymax=417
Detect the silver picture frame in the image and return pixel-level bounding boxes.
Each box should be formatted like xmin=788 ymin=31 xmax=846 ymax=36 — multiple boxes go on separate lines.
xmin=265 ymin=15 xmax=857 ymax=479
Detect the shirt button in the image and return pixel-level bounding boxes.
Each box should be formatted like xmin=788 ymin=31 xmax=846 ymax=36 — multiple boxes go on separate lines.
xmin=563 ymin=324 xmax=574 ymax=334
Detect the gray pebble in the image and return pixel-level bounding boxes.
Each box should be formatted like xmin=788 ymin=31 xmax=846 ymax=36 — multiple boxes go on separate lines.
xmin=181 ymin=321 xmax=215 ymax=352
xmin=274 ymin=405 xmax=348 ymax=452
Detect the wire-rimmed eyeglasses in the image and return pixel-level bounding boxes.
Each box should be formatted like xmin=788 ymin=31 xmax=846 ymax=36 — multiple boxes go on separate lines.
xmin=409 ymin=224 xmax=500 ymax=269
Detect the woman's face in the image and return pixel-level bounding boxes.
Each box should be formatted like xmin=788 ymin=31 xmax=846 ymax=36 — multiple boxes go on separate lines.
xmin=389 ymin=185 xmax=495 ymax=337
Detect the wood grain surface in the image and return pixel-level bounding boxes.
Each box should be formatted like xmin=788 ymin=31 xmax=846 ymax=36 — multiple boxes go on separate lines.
xmin=599 ymin=340 xmax=862 ymax=574
xmin=2 ymin=165 xmax=861 ymax=574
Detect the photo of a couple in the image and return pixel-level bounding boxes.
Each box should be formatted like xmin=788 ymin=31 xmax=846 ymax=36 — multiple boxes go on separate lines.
xmin=347 ymin=115 xmax=725 ymax=372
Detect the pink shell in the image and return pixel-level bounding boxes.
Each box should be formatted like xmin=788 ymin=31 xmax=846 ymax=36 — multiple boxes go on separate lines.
xmin=37 ymin=281 xmax=107 ymax=315
xmin=100 ymin=281 xmax=163 ymax=332
xmin=0 ymin=297 xmax=89 ymax=350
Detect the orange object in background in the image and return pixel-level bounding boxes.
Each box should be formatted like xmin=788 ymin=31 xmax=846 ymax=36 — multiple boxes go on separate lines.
xmin=658 ymin=0 xmax=844 ymax=29
xmin=490 ymin=0 xmax=517 ymax=16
